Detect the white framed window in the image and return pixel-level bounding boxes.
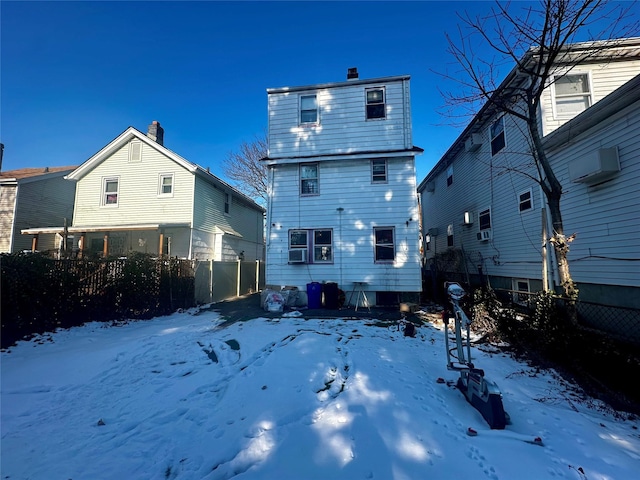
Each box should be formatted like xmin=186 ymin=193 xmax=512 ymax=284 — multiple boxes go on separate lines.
xmin=425 ymin=233 xmax=431 ymax=251
xmin=224 ymin=192 xmax=231 ymax=214
xmin=512 ymin=278 xmax=531 ymax=305
xmin=447 ymin=224 xmax=454 ymax=247
xmin=288 ymin=229 xmax=333 ymax=263
xmin=129 ymin=141 xmax=142 ymax=162
xmin=300 ymin=94 xmax=318 ymax=124
xmin=300 ymin=163 xmax=319 ymax=195
xmin=446 ymin=165 xmax=453 ymax=187
xmin=490 ymin=117 xmax=506 ymax=156
xmin=519 ymin=189 xmax=533 ymax=213
xmin=553 ymin=72 xmax=591 ymax=119
xmin=158 ymin=173 xmax=174 ymax=196
xmin=479 ymin=208 xmax=492 ymax=230
xmin=374 ymin=227 xmax=395 ymax=262
xmin=102 ymin=177 xmax=119 ymax=206
xmin=372 ymin=159 xmax=387 ymax=183
xmin=313 ymin=229 xmax=333 ymax=263
xmin=366 ymin=88 xmax=386 ymax=120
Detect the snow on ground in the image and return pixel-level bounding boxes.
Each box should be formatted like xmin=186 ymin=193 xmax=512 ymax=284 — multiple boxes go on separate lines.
xmin=2 ymin=308 xmax=639 ymax=480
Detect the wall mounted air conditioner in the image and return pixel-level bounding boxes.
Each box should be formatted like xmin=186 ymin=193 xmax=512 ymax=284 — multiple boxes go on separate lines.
xmin=465 ymin=133 xmax=483 ymax=153
xmin=568 ymin=147 xmax=620 ymax=185
xmin=288 ymin=248 xmax=307 ymax=263
xmin=463 ymin=211 xmax=473 ymax=225
xmin=477 ymin=230 xmax=492 ymax=241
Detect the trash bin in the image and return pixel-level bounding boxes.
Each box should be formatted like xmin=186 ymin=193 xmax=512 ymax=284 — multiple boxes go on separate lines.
xmin=323 ymin=282 xmax=339 ymax=309
xmin=307 ymin=282 xmax=322 ymax=309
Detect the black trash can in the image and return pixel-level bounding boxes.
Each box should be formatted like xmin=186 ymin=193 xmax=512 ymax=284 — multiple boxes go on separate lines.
xmin=323 ymin=282 xmax=339 ymax=309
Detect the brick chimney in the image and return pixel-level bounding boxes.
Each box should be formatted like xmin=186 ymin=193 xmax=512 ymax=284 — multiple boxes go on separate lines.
xmin=347 ymin=67 xmax=359 ymax=80
xmin=147 ymin=121 xmax=164 ymax=146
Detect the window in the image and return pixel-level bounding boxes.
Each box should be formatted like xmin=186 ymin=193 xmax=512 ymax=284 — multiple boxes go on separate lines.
xmin=313 ymin=229 xmax=333 ymax=262
xmin=129 ymin=141 xmax=142 ymax=162
xmin=300 ymin=164 xmax=319 ymax=195
xmin=366 ymin=88 xmax=385 ymax=119
xmin=102 ymin=177 xmax=119 ymax=206
xmin=289 ymin=229 xmax=333 ymax=263
xmin=300 ymin=95 xmax=318 ymax=124
xmin=158 ymin=174 xmax=173 ymax=196
xmin=447 ymin=224 xmax=454 ymax=247
xmin=519 ymin=189 xmax=533 ymax=212
xmin=289 ymin=230 xmax=308 ymax=248
xmin=491 ymin=117 xmax=505 ymax=156
xmin=479 ymin=208 xmax=491 ymax=230
xmin=224 ymin=193 xmax=231 ymax=214
xmin=512 ymin=278 xmax=530 ymax=305
xmin=554 ymin=73 xmax=591 ymax=118
xmin=425 ymin=233 xmax=431 ymax=251
xmin=446 ymin=165 xmax=453 ymax=187
xmin=372 ymin=159 xmax=387 ymax=183
xmin=374 ymin=227 xmax=395 ymax=262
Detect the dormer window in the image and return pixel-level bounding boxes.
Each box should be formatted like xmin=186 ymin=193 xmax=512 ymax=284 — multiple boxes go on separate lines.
xmin=300 ymin=95 xmax=318 ymax=124
xmin=366 ymin=88 xmax=386 ymax=119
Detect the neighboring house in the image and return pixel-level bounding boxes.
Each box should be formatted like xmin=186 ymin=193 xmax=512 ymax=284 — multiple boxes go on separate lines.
xmin=47 ymin=121 xmax=264 ymax=261
xmin=263 ymin=68 xmax=423 ymax=306
xmin=0 ymin=166 xmax=76 ymax=254
xmin=418 ymin=39 xmax=640 ymax=309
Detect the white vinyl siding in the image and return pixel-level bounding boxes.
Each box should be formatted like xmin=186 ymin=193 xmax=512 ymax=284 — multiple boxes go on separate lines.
xmin=266 ymin=156 xmax=421 ymax=292
xmin=73 ymin=141 xmax=194 ymax=227
xmin=268 ymin=78 xmax=412 ymax=159
xmin=421 ymin=69 xmax=640 ymax=293
xmin=541 ymin=60 xmax=640 ymax=136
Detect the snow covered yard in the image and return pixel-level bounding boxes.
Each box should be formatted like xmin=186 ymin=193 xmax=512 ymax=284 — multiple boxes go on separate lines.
xmin=2 ymin=308 xmax=639 ymax=480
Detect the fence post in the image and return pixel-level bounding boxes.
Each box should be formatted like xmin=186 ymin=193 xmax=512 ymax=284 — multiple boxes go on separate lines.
xmin=209 ymin=259 xmax=214 ymax=303
xmin=255 ymin=260 xmax=259 ymax=293
xmin=236 ymin=259 xmax=241 ymax=297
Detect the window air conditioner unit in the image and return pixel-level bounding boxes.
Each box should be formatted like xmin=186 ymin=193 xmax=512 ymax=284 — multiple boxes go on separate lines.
xmin=465 ymin=133 xmax=483 ymax=153
xmin=568 ymin=147 xmax=620 ymax=185
xmin=288 ymin=249 xmax=307 ymax=263
xmin=477 ymin=230 xmax=492 ymax=241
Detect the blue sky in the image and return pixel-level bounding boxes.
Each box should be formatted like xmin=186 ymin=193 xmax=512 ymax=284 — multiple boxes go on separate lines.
xmin=1 ymin=1 xmax=629 ymax=186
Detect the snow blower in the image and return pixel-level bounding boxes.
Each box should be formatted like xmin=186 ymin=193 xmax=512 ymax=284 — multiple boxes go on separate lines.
xmin=443 ymin=282 xmax=506 ymax=429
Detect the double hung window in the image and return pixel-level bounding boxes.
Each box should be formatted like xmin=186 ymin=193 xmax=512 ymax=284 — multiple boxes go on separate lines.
xmin=159 ymin=174 xmax=173 ymax=196
xmin=300 ymin=164 xmax=319 ymax=195
xmin=102 ymin=177 xmax=119 ymax=206
xmin=372 ymin=159 xmax=387 ymax=183
xmin=300 ymin=95 xmax=318 ymax=124
xmin=491 ymin=117 xmax=505 ymax=156
xmin=289 ymin=229 xmax=333 ymax=263
xmin=366 ymin=88 xmax=385 ymax=119
xmin=479 ymin=208 xmax=492 ymax=230
xmin=519 ymin=189 xmax=533 ymax=212
xmin=374 ymin=227 xmax=395 ymax=262
xmin=553 ymin=73 xmax=591 ymax=118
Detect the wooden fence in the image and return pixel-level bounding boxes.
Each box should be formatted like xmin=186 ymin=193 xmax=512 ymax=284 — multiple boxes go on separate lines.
xmin=1 ymin=253 xmax=195 ymax=348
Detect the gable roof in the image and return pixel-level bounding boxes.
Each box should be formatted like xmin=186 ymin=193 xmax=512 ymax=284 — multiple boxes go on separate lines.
xmin=0 ymin=166 xmax=77 ymax=184
xmin=66 ymin=126 xmax=265 ymax=213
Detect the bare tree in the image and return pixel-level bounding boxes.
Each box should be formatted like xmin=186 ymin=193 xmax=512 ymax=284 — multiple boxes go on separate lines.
xmin=439 ymin=0 xmax=638 ymax=308
xmin=222 ymin=134 xmax=268 ymax=206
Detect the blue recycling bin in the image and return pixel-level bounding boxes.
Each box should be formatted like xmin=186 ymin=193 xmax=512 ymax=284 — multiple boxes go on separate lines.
xmin=307 ymin=282 xmax=322 ymax=309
